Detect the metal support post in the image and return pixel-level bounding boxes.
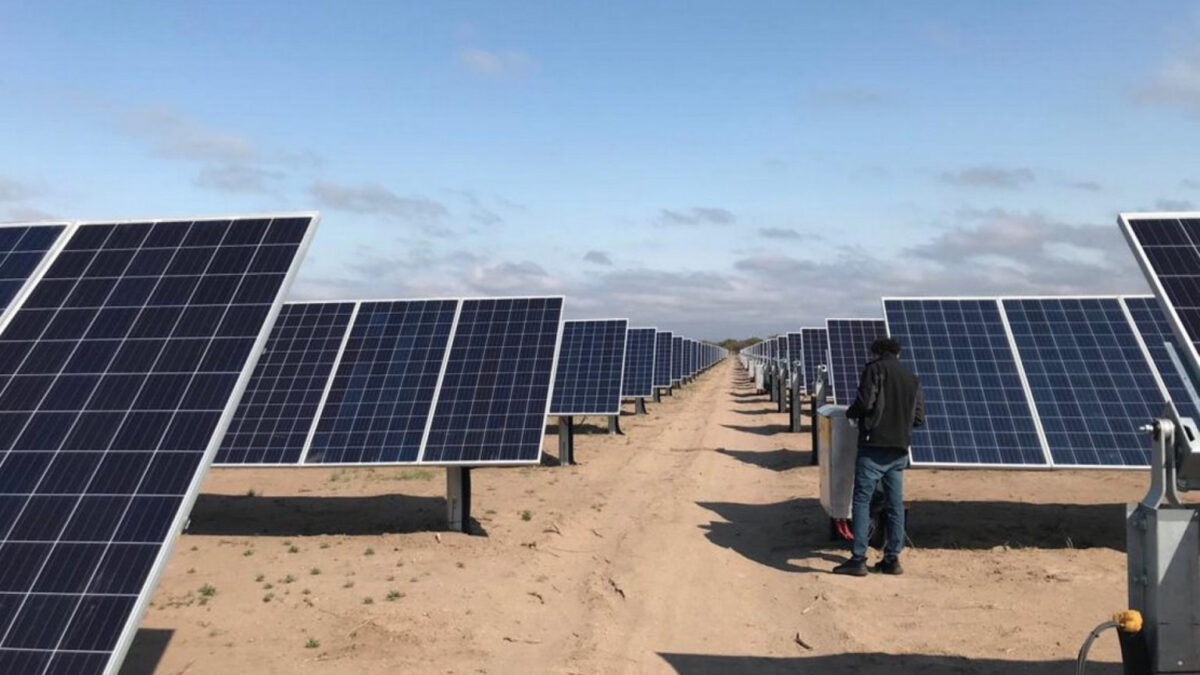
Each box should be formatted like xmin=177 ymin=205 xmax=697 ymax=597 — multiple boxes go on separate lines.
xmin=557 ymin=416 xmax=575 ymax=466
xmin=635 ymin=397 xmax=647 ymax=415
xmin=608 ymin=414 xmax=622 ymax=435
xmin=446 ymin=466 xmax=471 ymax=533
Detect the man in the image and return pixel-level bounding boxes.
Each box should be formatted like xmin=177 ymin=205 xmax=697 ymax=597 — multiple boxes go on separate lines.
xmin=833 ymin=337 xmax=924 ymax=577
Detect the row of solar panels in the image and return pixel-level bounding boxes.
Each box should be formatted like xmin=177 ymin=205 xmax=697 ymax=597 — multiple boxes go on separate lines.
xmin=218 ymin=312 xmax=725 ymax=466
xmin=0 ymin=214 xmax=728 ymax=674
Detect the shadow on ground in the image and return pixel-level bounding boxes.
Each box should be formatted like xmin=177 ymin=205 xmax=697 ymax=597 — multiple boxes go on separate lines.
xmin=695 ymin=496 xmax=1126 ymax=573
xmin=658 ymin=652 xmax=1120 ymax=675
xmin=717 ymin=448 xmax=811 ymax=471
xmin=722 ymin=423 xmax=794 ymax=436
xmin=188 ymin=493 xmax=454 ymax=536
xmin=118 ymin=629 xmax=173 ymax=675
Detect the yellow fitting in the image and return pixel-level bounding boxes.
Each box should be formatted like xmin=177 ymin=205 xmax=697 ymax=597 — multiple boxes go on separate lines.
xmin=1113 ymin=610 xmax=1143 ymax=633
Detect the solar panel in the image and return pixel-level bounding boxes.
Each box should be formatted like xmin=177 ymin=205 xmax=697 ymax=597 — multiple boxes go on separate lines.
xmin=0 ymin=214 xmax=315 ymax=674
xmin=420 ymin=297 xmax=563 ymax=464
xmin=216 ymin=302 xmax=355 ymax=464
xmin=671 ymin=336 xmax=683 ymax=384
xmin=653 ymin=331 xmax=673 ymax=388
xmin=622 ymin=328 xmax=656 ymax=398
xmin=306 ymin=299 xmax=459 ymax=464
xmin=800 ymin=327 xmax=827 ymax=394
xmin=1121 ymin=214 xmax=1200 ymax=405
xmin=883 ymin=298 xmax=1048 ymax=467
xmin=786 ymin=332 xmax=803 ymax=374
xmin=825 ymin=319 xmax=888 ymax=405
xmin=548 ymin=319 xmax=628 ymax=416
xmin=1122 ymin=295 xmax=1200 ymax=421
xmin=0 ymin=224 xmax=71 ymax=322
xmin=1002 ymin=297 xmax=1158 ymax=467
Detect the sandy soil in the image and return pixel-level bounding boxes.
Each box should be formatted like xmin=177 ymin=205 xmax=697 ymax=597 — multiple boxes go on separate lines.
xmin=123 ymin=359 xmax=1176 ymax=674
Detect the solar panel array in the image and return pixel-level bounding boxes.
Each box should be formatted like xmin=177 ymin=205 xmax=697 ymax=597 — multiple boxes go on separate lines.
xmin=825 ymin=319 xmax=889 ymax=406
xmin=884 ymin=298 xmax=1047 ymax=467
xmin=622 ymin=328 xmax=656 ymax=398
xmin=1123 ymin=295 xmax=1200 ymax=421
xmin=218 ymin=297 xmax=564 ymax=467
xmin=549 ymin=319 xmax=628 ymax=416
xmin=0 ymin=214 xmax=316 ymax=675
xmin=653 ymin=331 xmax=673 ymax=388
xmin=800 ymin=327 xmax=828 ymax=394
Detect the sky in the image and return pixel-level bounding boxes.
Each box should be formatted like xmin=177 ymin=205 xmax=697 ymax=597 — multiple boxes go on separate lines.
xmin=3 ymin=2 xmax=1200 ymax=340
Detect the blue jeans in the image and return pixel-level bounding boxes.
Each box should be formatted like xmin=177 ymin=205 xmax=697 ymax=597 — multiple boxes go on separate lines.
xmin=851 ymin=446 xmax=908 ymax=560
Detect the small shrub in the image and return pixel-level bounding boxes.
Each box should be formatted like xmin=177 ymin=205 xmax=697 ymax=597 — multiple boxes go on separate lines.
xmin=198 ymin=584 xmax=217 ymax=597
xmin=520 ymin=510 xmax=532 ymax=521
xmin=305 ymin=637 xmax=320 ymax=649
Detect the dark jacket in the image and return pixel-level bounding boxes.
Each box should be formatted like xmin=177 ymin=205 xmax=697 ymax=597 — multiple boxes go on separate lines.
xmin=845 ymin=353 xmax=925 ymax=450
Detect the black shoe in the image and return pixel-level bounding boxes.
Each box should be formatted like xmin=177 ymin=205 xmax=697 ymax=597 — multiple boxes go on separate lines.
xmin=832 ymin=557 xmax=868 ymax=577
xmin=871 ymin=558 xmax=903 ymax=575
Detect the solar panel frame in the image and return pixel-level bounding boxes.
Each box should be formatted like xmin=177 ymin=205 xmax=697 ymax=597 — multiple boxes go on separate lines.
xmin=548 ymin=318 xmax=628 ymax=417
xmin=1119 ymin=213 xmax=1200 ymax=412
xmin=0 ymin=212 xmax=318 ymax=675
xmin=417 ymin=295 xmax=565 ymax=466
xmin=653 ymin=331 xmax=673 ymax=388
xmin=0 ymin=223 xmax=75 ymax=332
xmin=825 ymin=318 xmax=888 ymax=406
xmin=881 ymin=297 xmax=1052 ymax=469
xmin=1000 ymin=295 xmax=1162 ymax=469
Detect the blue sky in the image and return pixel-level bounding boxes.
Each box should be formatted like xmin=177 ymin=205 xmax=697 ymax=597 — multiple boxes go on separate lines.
xmin=3 ymin=2 xmax=1200 ymax=339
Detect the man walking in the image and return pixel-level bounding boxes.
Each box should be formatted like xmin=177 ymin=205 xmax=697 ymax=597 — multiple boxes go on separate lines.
xmin=833 ymin=337 xmax=924 ymax=577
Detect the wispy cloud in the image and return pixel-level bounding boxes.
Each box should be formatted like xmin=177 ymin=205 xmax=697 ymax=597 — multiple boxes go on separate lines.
xmin=940 ymin=166 xmax=1035 ymax=189
xmin=4 ymin=207 xmax=56 ymax=222
xmin=1155 ymin=198 xmax=1196 ymax=211
xmin=309 ymin=180 xmax=448 ymax=224
xmin=1133 ymin=50 xmax=1200 ymax=117
xmin=194 ymin=165 xmax=283 ymax=194
xmin=0 ymin=177 xmax=32 ymax=202
xmin=583 ymin=250 xmax=612 ymax=266
xmin=1065 ymin=180 xmax=1103 ymax=192
xmin=446 ymin=189 xmax=504 ymax=226
xmin=757 ymin=227 xmax=806 ymax=240
xmin=458 ymin=47 xmax=535 ymax=77
xmin=658 ymin=207 xmax=736 ymax=226
xmin=1182 ymin=178 xmax=1200 ymax=189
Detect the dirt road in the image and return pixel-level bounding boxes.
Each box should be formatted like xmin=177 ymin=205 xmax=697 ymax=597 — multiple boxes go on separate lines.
xmin=131 ymin=358 xmax=1141 ymax=674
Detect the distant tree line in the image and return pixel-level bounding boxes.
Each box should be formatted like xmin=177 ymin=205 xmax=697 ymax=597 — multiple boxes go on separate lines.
xmin=719 ymin=337 xmax=761 ymax=353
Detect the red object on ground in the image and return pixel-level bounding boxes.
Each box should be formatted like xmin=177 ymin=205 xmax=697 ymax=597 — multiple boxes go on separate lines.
xmin=834 ymin=518 xmax=853 ymax=540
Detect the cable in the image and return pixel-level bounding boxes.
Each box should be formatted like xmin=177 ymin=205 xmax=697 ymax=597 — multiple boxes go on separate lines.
xmin=1076 ymin=620 xmax=1118 ymax=675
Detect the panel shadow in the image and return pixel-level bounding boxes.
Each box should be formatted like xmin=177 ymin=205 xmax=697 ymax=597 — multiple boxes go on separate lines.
xmin=118 ymin=628 xmax=173 ymax=675
xmin=187 ymin=493 xmax=448 ymax=536
xmin=658 ymin=652 xmax=1120 ymax=675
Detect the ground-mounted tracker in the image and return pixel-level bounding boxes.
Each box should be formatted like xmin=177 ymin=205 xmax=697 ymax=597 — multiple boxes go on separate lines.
xmin=671 ymin=336 xmax=684 ymax=384
xmin=1122 ymin=295 xmax=1200 ymax=421
xmin=306 ymin=299 xmax=459 ymax=464
xmin=1001 ymin=297 xmax=1159 ymax=467
xmin=0 ymin=214 xmax=315 ymax=675
xmin=549 ymin=319 xmax=628 ymax=416
xmin=420 ymin=297 xmax=564 ymax=464
xmin=1121 ymin=214 xmax=1200 ymax=409
xmin=825 ymin=319 xmax=888 ymax=406
xmin=883 ymin=298 xmax=1048 ymax=467
xmin=216 ymin=302 xmax=355 ymax=464
xmin=622 ymin=328 xmax=656 ymax=398
xmin=653 ymin=331 xmax=673 ymax=388
xmin=800 ymin=327 xmax=827 ymax=394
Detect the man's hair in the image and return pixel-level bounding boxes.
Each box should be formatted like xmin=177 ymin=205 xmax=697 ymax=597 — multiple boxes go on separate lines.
xmin=870 ymin=337 xmax=901 ymax=356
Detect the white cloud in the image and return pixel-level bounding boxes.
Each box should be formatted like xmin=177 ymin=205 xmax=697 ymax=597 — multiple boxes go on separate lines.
xmin=940 ymin=166 xmax=1035 ymax=189
xmin=658 ymin=207 xmax=736 ymax=226
xmin=583 ymin=250 xmax=612 ymax=266
xmin=309 ymin=180 xmax=448 ymax=224
xmin=1133 ymin=50 xmax=1200 ymax=117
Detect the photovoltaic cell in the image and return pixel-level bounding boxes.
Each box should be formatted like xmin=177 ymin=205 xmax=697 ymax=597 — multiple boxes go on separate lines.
xmin=883 ymin=299 xmax=1047 ymax=466
xmin=549 ymin=319 xmax=628 ymax=416
xmin=216 ymin=302 xmax=354 ymax=464
xmin=622 ymin=328 xmax=656 ymax=398
xmin=0 ymin=214 xmax=313 ymax=675
xmin=654 ymin=331 xmax=673 ymax=388
xmin=421 ymin=297 xmax=563 ymax=464
xmin=306 ymin=299 xmax=458 ymax=464
xmin=671 ymin=336 xmax=683 ymax=383
xmin=786 ymin=332 xmax=803 ymax=374
xmin=1002 ymin=297 xmax=1156 ymax=467
xmin=826 ymin=319 xmax=888 ymax=406
xmin=800 ymin=327 xmax=827 ymax=394
xmin=1123 ymin=295 xmax=1200 ymax=421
